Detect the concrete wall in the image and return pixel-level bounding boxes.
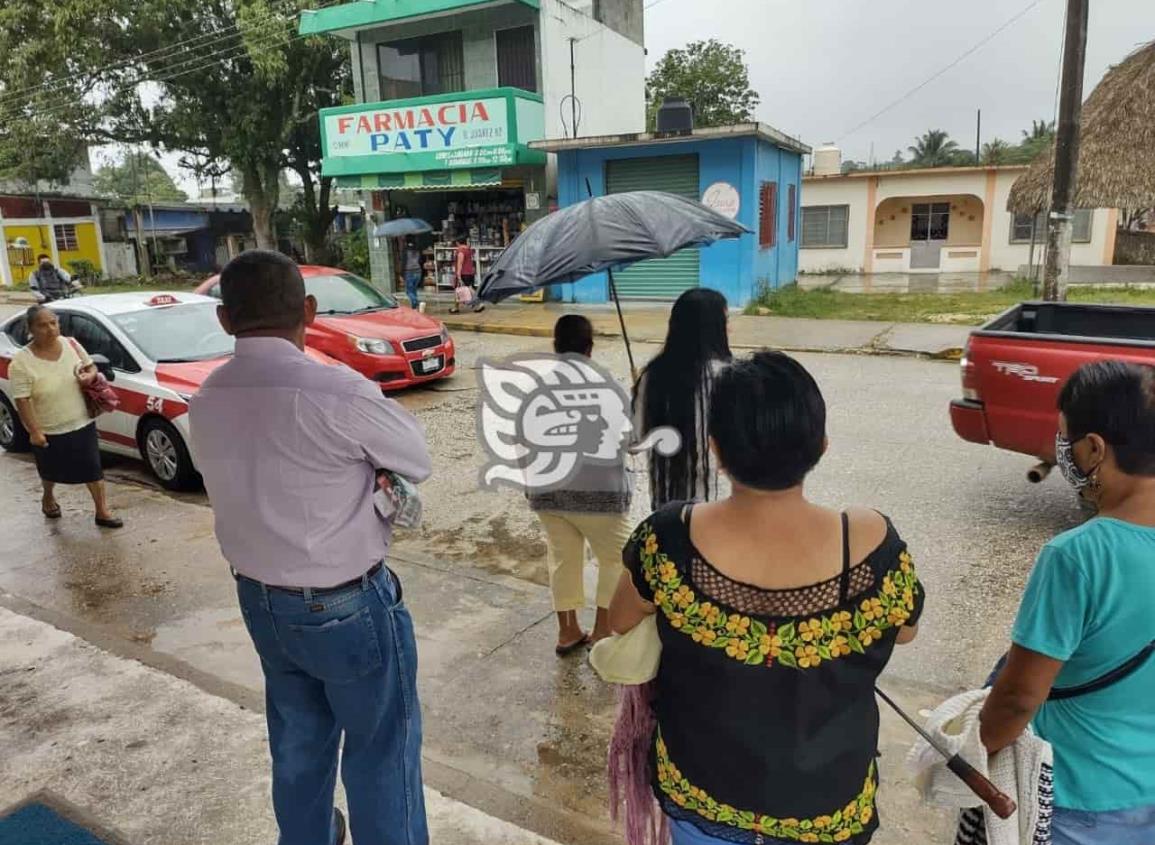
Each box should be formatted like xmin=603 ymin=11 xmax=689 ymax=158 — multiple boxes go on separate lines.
xmin=349 ymin=1 xmax=644 ymax=142
xmin=754 ymin=138 xmax=802 ymax=294
xmin=554 ymin=135 xmax=802 ymax=306
xmin=986 ymin=172 xmax=1115 ymax=272
xmin=800 ymin=167 xmax=1118 ymax=275
xmin=355 ymin=4 xmax=540 ymax=103
xmin=539 ymin=0 xmax=645 ymax=139
xmin=797 ymin=178 xmax=869 ymax=274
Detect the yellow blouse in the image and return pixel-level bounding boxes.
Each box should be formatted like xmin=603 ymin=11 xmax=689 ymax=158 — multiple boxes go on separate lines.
xmin=8 ymin=340 xmax=92 ymax=435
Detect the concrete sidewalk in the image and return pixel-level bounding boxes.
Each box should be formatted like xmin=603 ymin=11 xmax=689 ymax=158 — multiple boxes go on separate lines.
xmin=0 ymin=605 xmax=562 ymax=845
xmin=432 ymin=300 xmax=971 ymax=359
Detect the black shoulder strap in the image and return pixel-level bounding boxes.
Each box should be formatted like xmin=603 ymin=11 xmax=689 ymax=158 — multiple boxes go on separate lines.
xmin=839 ymin=512 xmax=851 ymax=604
xmin=1049 ymin=640 xmax=1155 ymax=701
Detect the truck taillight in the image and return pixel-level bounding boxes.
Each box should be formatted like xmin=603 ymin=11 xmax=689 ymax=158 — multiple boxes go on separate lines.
xmin=960 ymin=341 xmax=980 ymax=401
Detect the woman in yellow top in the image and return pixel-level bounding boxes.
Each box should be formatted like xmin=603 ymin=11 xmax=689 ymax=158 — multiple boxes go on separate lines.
xmin=9 ymin=306 xmax=122 ymax=528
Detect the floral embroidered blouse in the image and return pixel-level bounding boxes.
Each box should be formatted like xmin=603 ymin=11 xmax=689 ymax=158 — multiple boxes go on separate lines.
xmin=623 ymin=503 xmax=925 ymax=845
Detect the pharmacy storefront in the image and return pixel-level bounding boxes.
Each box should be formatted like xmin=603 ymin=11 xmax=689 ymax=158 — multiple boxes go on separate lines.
xmin=320 ymin=88 xmax=547 ymax=292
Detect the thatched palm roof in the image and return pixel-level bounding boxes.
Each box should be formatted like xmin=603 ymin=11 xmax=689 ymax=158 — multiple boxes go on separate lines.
xmin=1008 ymin=40 xmax=1155 ymax=213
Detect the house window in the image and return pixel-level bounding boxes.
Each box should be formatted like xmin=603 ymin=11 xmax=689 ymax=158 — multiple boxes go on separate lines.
xmin=1010 ymin=209 xmax=1093 ymax=244
xmin=54 ymin=224 xmax=79 ymax=252
xmin=787 ymin=184 xmax=797 ymax=242
xmin=496 ymin=26 xmax=537 ymax=92
xmin=759 ymin=182 xmax=778 ymax=248
xmin=377 ymin=32 xmax=465 ymax=100
xmin=800 ymin=205 xmax=850 ymax=248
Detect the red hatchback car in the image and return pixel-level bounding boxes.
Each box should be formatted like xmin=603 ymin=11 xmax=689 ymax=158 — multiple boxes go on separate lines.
xmin=197 ymin=266 xmax=456 ymax=390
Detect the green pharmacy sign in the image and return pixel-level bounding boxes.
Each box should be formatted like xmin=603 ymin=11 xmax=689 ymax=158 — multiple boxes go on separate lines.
xmin=320 ymin=88 xmax=546 ymax=178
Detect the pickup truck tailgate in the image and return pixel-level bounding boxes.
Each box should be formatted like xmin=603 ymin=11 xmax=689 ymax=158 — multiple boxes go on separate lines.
xmin=963 ymin=306 xmax=1155 ymax=461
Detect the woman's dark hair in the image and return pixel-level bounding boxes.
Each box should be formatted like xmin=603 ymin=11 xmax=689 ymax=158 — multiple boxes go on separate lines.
xmin=554 ymin=314 xmax=593 ymax=356
xmin=25 ymin=304 xmax=51 ymax=328
xmin=1059 ymin=360 xmax=1155 ymax=476
xmin=634 ymin=288 xmax=732 ymax=504
xmin=709 ymin=351 xmax=826 ymax=490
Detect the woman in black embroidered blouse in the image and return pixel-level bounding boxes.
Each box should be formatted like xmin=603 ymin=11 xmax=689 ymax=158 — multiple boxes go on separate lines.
xmin=609 ymin=351 xmax=925 ymax=845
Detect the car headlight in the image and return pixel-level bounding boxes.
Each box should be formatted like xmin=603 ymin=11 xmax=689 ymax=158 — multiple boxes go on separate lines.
xmin=439 ymin=326 xmax=450 ymax=344
xmin=353 ymin=336 xmax=395 ymax=355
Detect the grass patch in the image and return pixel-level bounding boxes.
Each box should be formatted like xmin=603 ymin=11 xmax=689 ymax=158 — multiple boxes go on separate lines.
xmin=11 ymin=273 xmax=203 ymax=298
xmin=746 ymin=280 xmax=1155 ymax=325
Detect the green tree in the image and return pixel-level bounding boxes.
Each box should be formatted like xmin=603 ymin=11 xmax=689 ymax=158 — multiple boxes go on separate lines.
xmin=907 ymin=130 xmax=959 ymax=167
xmin=93 ymin=151 xmax=188 ymax=204
xmin=0 ymin=0 xmax=110 ymax=185
xmin=645 ymin=39 xmax=760 ymax=129
xmin=1022 ymin=119 xmax=1055 ymax=142
xmin=0 ymin=0 xmax=350 ymax=253
xmin=1017 ymin=118 xmax=1056 ymax=163
xmin=981 ymin=139 xmax=1012 ymax=165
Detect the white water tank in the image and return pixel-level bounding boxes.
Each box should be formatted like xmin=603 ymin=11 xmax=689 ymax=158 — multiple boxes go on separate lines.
xmin=812 ymin=144 xmax=842 ymax=177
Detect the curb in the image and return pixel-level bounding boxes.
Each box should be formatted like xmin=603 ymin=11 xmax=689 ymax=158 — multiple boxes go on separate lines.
xmin=442 ymin=319 xmax=963 ymax=361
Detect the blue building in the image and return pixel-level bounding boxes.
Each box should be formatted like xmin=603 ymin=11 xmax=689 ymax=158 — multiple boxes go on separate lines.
xmin=533 ymin=124 xmax=810 ymax=307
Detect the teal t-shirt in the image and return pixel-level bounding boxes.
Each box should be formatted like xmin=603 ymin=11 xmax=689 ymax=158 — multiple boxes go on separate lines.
xmin=1012 ymin=517 xmax=1155 ymax=812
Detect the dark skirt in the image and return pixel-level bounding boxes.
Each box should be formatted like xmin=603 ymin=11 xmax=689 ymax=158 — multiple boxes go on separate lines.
xmin=32 ymin=423 xmax=103 ymax=484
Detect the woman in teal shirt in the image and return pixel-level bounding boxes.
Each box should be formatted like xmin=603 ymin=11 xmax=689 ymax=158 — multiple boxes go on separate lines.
xmin=981 ymin=360 xmax=1155 ymax=844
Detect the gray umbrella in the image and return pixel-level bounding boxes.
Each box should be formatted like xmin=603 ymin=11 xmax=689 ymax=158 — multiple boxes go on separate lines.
xmin=478 ymin=190 xmax=749 ymax=375
xmin=373 ymin=218 xmax=433 ymax=237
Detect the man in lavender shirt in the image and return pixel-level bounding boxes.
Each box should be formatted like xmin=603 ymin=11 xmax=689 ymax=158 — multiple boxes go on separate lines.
xmin=190 ymin=250 xmax=432 ymax=845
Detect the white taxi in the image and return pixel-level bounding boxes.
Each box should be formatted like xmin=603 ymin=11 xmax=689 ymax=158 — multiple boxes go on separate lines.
xmin=0 ymin=292 xmax=330 ymax=490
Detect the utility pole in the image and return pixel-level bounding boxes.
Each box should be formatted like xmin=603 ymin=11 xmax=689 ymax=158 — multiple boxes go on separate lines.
xmin=1042 ymin=0 xmax=1089 ymax=302
xmin=975 ymin=109 xmax=981 ymax=161
xmin=128 ymin=149 xmax=150 ymax=279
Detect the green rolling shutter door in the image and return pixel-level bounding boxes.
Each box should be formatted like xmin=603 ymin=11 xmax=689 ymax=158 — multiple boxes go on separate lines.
xmin=605 ymin=155 xmax=700 ymax=298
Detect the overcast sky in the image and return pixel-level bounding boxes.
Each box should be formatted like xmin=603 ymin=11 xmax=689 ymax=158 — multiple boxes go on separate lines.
xmin=644 ymin=0 xmax=1155 ymax=164
xmin=116 ymin=0 xmax=1155 ymax=194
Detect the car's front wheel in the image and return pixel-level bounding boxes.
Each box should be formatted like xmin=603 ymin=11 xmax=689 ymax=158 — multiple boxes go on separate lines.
xmin=140 ymin=417 xmax=200 ymax=491
xmin=0 ymin=393 xmax=30 ymax=452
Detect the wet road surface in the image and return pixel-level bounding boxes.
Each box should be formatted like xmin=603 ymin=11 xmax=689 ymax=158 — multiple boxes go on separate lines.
xmin=0 ymin=329 xmax=1084 ymax=842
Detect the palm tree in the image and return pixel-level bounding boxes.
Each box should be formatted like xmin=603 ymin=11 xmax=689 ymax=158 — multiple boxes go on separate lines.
xmin=982 ymin=139 xmax=1012 ymax=165
xmin=1022 ymin=119 xmax=1056 ymax=142
xmin=908 ymin=130 xmax=960 ymax=167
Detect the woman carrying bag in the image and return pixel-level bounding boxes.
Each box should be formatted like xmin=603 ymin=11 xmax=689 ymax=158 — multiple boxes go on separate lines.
xmin=450 ymin=236 xmax=484 ymax=314
xmin=9 ymin=305 xmax=123 ymax=528
xmin=605 ymin=351 xmax=923 ymax=845
xmin=981 ymin=361 xmax=1155 ymax=845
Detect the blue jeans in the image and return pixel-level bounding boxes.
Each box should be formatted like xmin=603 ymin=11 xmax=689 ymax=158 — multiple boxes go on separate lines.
xmin=1052 ymin=805 xmax=1155 ymax=844
xmin=670 ymin=818 xmax=729 ymax=844
xmin=236 ymin=565 xmax=428 ymax=845
xmin=404 ymin=270 xmax=421 ymax=308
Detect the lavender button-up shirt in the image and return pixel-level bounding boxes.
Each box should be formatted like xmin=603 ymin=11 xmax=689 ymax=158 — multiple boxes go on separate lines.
xmin=190 ymin=337 xmax=431 ymax=588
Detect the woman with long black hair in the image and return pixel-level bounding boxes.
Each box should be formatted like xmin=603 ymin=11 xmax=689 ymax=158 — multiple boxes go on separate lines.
xmin=632 ymin=289 xmax=732 ymax=509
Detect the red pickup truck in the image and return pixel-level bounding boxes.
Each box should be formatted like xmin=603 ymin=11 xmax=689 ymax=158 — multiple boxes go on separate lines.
xmin=951 ymin=301 xmax=1155 ymax=479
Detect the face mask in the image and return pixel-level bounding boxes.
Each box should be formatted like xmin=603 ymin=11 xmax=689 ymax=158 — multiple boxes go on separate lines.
xmin=1055 ymin=432 xmax=1093 ymax=492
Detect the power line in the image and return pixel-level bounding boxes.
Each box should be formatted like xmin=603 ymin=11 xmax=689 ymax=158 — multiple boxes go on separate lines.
xmin=0 ymin=0 xmax=345 ymax=120
xmin=836 ymin=0 xmax=1046 ymax=143
xmin=645 ymin=0 xmax=674 ymax=9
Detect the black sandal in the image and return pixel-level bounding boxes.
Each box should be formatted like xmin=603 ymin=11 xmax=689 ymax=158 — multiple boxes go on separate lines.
xmin=555 ymin=634 xmax=590 ymax=657
xmin=95 ymin=516 xmax=124 ymax=529
xmin=42 ymin=504 xmax=62 ymax=519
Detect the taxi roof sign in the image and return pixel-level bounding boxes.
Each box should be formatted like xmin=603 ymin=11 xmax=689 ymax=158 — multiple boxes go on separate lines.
xmin=147 ymin=294 xmax=180 ymax=307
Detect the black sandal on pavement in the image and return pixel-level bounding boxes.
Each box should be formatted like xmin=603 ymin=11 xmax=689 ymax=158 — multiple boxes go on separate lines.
xmin=555 ymin=634 xmax=590 ymax=657
xmin=42 ymin=504 xmax=62 ymax=519
xmin=95 ymin=516 xmax=124 ymax=529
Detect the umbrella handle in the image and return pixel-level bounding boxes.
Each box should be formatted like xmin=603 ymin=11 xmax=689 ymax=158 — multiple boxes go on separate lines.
xmin=946 ymin=755 xmax=1017 ymax=820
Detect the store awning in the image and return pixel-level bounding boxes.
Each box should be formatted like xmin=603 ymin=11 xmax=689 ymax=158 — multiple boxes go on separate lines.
xmin=300 ymin=0 xmax=539 ymax=38
xmin=336 ymin=168 xmax=504 ymax=191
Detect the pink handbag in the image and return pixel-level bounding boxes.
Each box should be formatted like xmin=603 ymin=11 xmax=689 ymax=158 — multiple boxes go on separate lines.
xmin=454 ymin=284 xmax=475 ymax=306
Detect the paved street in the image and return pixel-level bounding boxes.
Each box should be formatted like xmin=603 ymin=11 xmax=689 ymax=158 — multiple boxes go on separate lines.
xmin=0 ymin=326 xmax=1085 ymax=843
